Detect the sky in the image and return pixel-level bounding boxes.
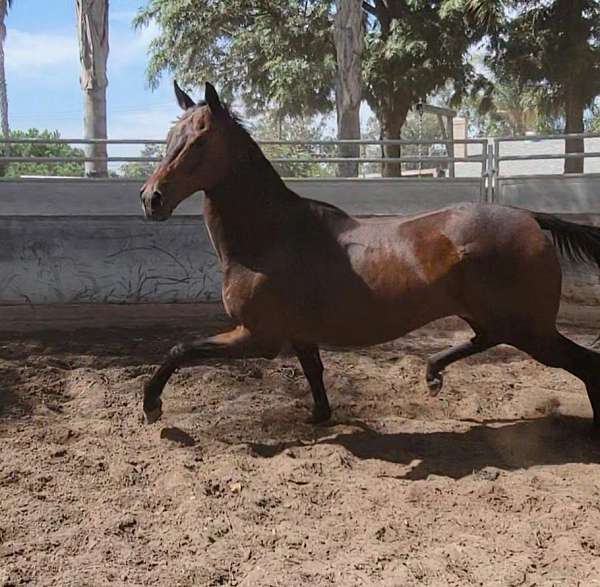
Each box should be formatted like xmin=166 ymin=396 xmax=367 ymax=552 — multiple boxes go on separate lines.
xmin=5 ymin=0 xmax=176 ymax=141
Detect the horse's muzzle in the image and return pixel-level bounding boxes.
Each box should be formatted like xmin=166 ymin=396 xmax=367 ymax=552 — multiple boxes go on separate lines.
xmin=141 ymin=188 xmax=172 ymax=221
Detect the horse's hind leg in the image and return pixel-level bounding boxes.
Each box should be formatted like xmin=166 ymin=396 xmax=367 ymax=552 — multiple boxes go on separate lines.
xmin=143 ymin=326 xmax=281 ymax=424
xmin=426 ymin=335 xmax=496 ymax=396
xmin=293 ymin=342 xmax=331 ymax=423
xmin=519 ymin=331 xmax=600 ymax=429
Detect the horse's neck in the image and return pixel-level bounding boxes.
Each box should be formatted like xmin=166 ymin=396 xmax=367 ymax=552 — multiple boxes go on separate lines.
xmin=203 ymin=157 xmax=298 ymax=262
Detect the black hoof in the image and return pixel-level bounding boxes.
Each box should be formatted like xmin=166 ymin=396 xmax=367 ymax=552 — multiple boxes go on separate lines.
xmin=141 ymin=374 xmax=164 ymax=424
xmin=143 ymin=401 xmax=163 ymax=425
xmin=426 ymin=372 xmax=444 ymax=397
xmin=308 ymin=404 xmax=331 ymax=425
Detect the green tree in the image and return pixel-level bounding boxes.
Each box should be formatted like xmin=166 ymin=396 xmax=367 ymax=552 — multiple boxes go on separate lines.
xmin=587 ymin=101 xmax=600 ymax=134
xmin=459 ymin=74 xmax=562 ymax=137
xmin=136 ymin=1 xmax=492 ymax=176
xmin=363 ymin=107 xmax=455 ymax=176
xmin=251 ymin=113 xmax=336 ymax=178
xmin=134 ymin=1 xmax=336 ymax=120
xmin=1 ymin=129 xmax=85 ymax=177
xmin=361 ymin=1 xmax=491 ymax=175
xmin=119 ymin=143 xmax=164 ymax=178
xmin=483 ymin=0 xmax=600 ymax=173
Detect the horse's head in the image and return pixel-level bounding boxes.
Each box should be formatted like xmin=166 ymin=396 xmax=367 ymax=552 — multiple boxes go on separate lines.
xmin=141 ymin=81 xmax=234 ymax=221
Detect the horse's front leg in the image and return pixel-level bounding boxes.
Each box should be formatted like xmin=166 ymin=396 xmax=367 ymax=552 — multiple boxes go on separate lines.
xmin=142 ymin=326 xmax=281 ymax=424
xmin=293 ymin=342 xmax=331 ymax=423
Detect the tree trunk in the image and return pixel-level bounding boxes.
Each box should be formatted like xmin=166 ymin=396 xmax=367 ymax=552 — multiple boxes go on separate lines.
xmin=334 ymin=0 xmax=363 ymax=177
xmin=564 ymin=91 xmax=584 ymax=174
xmin=0 ymin=0 xmax=9 ymax=167
xmin=0 ymin=41 xmax=8 ymax=144
xmin=563 ymin=0 xmax=585 ymax=175
xmin=379 ymin=101 xmax=409 ymax=177
xmin=76 ymin=0 xmax=109 ymax=178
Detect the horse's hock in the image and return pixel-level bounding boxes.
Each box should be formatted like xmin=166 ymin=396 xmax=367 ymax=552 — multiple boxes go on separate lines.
xmin=0 ymin=177 xmax=599 ymax=325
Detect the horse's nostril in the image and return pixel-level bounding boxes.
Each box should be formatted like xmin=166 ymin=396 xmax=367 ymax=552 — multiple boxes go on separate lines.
xmin=151 ymin=191 xmax=164 ymax=211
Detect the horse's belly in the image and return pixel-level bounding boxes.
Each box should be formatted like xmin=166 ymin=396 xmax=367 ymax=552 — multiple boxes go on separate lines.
xmin=302 ymin=242 xmax=464 ymax=345
xmin=307 ymin=289 xmax=459 ymax=346
xmin=221 ymin=233 xmax=464 ymax=345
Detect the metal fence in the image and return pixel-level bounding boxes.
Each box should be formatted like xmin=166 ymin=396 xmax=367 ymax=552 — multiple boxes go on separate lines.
xmin=5 ymin=133 xmax=600 ymax=205
xmin=491 ymin=133 xmax=600 ymax=211
xmin=0 ymin=136 xmax=488 ymax=177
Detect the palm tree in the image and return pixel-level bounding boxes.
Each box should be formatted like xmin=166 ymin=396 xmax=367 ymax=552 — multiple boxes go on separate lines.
xmin=0 ymin=0 xmax=12 ymax=153
xmin=75 ymin=0 xmax=109 ymax=177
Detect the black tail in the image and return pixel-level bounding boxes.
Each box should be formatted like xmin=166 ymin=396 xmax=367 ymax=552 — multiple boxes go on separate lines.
xmin=533 ymin=212 xmax=600 ymax=268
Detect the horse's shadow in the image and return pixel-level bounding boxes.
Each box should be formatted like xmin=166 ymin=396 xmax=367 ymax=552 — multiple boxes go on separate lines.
xmin=249 ymin=415 xmax=600 ymax=480
xmin=0 ymin=371 xmax=32 ymax=420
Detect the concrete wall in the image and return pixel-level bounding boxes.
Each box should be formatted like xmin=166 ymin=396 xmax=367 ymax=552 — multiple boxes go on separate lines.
xmin=0 ymin=216 xmax=221 ymax=304
xmin=0 ymin=177 xmax=483 ymax=304
xmin=0 ymin=177 xmax=484 ymax=216
xmin=2 ymin=175 xmax=600 ymax=307
xmin=495 ymin=175 xmax=600 ymax=213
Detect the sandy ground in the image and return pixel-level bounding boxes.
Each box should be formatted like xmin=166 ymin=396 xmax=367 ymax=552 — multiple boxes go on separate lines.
xmin=3 ymin=314 xmax=600 ymax=586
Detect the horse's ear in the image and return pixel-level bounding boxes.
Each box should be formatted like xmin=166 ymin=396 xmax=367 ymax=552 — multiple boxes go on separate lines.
xmin=174 ymin=80 xmax=195 ymax=111
xmin=205 ymin=82 xmax=224 ymax=115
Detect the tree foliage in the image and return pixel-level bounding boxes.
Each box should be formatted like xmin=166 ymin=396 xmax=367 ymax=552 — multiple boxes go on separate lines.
xmin=0 ymin=129 xmax=85 ymax=177
xmin=250 ymin=113 xmax=336 ymax=178
xmin=360 ymin=0 xmax=490 ymax=174
xmin=362 ymin=1 xmax=485 ymax=115
xmin=489 ymin=0 xmax=600 ymax=115
xmin=136 ymin=0 xmax=491 ymax=176
xmin=134 ymin=0 xmax=336 ymax=119
xmin=484 ymin=0 xmax=600 ymax=171
xmin=460 ymin=74 xmax=564 ymax=136
xmin=119 ymin=143 xmax=164 ymax=178
xmin=119 ymin=119 xmax=336 ymax=179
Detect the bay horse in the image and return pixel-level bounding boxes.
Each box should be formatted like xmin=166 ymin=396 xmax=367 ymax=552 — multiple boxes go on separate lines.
xmin=140 ymin=81 xmax=600 ymax=430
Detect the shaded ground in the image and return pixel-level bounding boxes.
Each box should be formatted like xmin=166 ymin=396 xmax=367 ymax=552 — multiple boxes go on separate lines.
xmin=3 ymin=318 xmax=600 ymax=585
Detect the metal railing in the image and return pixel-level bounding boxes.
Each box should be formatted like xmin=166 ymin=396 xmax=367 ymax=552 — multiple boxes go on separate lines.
xmin=493 ymin=133 xmax=600 ymax=173
xmin=491 ymin=133 xmax=600 ymax=202
xmin=0 ymin=137 xmax=489 ymax=181
xmin=16 ymin=134 xmax=600 ymax=205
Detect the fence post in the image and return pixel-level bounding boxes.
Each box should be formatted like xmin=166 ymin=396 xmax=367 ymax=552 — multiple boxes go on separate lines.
xmin=486 ymin=143 xmax=494 ymax=203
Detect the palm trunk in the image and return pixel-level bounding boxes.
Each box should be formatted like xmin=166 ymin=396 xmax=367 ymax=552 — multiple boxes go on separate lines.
xmin=334 ymin=0 xmax=363 ymax=177
xmin=0 ymin=0 xmax=9 ymax=170
xmin=379 ymin=100 xmax=409 ymax=177
xmin=0 ymin=45 xmax=8 ymax=143
xmin=76 ymin=0 xmax=109 ymax=178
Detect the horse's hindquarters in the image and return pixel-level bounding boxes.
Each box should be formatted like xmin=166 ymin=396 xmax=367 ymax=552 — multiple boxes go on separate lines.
xmin=453 ymin=210 xmax=563 ymax=341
